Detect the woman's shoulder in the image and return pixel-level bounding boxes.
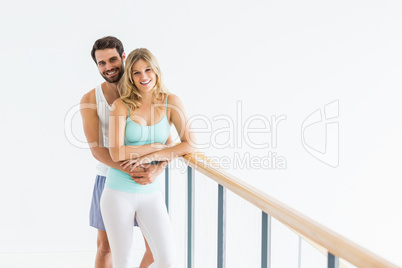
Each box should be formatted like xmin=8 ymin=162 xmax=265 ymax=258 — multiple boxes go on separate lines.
xmin=112 ymin=98 xmax=125 ymax=106
xmin=166 ymin=93 xmax=182 ymax=105
xmin=110 ymin=98 xmax=128 ymax=114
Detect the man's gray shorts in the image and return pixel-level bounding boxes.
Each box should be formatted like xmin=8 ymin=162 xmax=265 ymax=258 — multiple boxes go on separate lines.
xmin=90 ymin=175 xmax=138 ymax=231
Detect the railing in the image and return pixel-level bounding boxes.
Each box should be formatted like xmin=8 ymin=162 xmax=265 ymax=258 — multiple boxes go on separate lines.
xmin=164 ymin=152 xmax=398 ymax=268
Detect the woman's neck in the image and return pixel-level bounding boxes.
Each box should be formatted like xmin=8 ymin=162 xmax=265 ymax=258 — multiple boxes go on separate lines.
xmin=140 ymin=91 xmax=155 ymax=105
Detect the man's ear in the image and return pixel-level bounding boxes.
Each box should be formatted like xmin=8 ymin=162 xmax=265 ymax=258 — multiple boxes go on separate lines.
xmin=122 ymin=52 xmax=126 ymax=62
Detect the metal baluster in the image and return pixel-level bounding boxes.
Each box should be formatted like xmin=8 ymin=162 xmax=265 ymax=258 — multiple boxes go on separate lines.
xmin=165 ymin=163 xmax=169 ymax=212
xmin=261 ymin=212 xmax=271 ymax=268
xmin=328 ymin=252 xmax=339 ymax=268
xmin=218 ymin=185 xmax=226 ymax=268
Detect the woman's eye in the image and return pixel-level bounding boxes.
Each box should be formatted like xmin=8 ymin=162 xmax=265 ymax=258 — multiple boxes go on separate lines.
xmin=146 ymin=69 xmax=151 ymax=72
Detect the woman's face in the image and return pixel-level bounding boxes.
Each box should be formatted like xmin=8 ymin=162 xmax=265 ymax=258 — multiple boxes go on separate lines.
xmin=131 ymin=59 xmax=157 ymax=93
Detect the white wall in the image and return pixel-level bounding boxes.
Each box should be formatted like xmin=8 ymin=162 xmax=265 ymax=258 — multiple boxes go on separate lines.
xmin=1 ymin=0 xmax=401 ymax=266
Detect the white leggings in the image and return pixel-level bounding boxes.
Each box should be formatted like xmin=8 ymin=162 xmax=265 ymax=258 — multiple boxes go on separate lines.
xmin=100 ymin=188 xmax=176 ymax=268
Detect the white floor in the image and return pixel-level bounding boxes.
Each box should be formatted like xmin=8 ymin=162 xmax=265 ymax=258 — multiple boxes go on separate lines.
xmin=0 ymin=250 xmax=145 ymax=268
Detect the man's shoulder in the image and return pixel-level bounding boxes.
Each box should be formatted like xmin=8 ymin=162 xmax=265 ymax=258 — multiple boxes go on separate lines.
xmin=81 ymin=88 xmax=97 ymax=104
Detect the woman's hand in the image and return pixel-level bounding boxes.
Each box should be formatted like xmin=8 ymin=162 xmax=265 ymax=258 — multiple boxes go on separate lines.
xmin=120 ymin=159 xmax=138 ymax=170
xmin=130 ymin=162 xmax=168 ymax=185
xmin=132 ymin=155 xmax=156 ymax=171
xmin=121 ymin=155 xmax=156 ymax=171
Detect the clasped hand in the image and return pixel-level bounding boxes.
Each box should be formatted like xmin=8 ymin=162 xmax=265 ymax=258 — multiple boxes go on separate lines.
xmin=120 ymin=161 xmax=161 ymax=185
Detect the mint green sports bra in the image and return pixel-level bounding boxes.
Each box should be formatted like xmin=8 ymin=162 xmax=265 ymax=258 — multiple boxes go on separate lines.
xmin=124 ymin=95 xmax=170 ymax=146
xmin=105 ymin=94 xmax=170 ymax=193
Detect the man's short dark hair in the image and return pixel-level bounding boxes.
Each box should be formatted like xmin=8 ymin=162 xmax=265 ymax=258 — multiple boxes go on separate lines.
xmin=91 ymin=36 xmax=124 ymax=64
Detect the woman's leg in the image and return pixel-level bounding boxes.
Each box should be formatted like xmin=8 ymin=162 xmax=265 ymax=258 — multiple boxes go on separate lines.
xmin=100 ymin=187 xmax=137 ymax=268
xmin=136 ymin=191 xmax=176 ymax=267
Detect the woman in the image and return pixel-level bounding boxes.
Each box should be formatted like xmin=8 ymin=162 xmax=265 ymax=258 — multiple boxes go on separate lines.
xmin=100 ymin=48 xmax=196 ymax=267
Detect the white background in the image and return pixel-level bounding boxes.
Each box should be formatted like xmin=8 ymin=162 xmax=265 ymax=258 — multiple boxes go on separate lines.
xmin=1 ymin=0 xmax=401 ymax=267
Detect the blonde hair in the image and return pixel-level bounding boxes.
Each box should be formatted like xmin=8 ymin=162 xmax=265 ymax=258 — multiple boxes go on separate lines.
xmin=118 ymin=48 xmax=168 ymax=112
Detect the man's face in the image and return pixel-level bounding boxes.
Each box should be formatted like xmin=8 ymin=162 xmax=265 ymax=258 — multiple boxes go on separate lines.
xmin=94 ymin=48 xmax=125 ymax=83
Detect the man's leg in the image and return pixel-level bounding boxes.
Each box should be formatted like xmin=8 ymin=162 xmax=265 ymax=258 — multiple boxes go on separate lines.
xmin=95 ymin=229 xmax=112 ymax=268
xmin=140 ymin=235 xmax=154 ymax=268
xmin=90 ymin=175 xmax=113 ymax=268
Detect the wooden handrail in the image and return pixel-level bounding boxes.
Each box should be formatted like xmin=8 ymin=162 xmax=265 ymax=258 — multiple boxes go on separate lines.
xmin=182 ymin=152 xmax=399 ymax=268
xmin=296 ymin=231 xmax=351 ymax=268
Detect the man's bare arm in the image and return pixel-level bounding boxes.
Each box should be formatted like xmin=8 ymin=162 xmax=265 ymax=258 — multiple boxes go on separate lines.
xmin=80 ymin=90 xmax=131 ymax=173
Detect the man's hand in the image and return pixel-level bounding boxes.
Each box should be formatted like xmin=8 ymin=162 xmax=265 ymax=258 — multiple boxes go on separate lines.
xmin=129 ymin=162 xmax=168 ymax=185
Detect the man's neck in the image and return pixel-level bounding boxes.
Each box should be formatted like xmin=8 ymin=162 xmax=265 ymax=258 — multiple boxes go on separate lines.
xmin=101 ymin=81 xmax=120 ymax=105
xmin=102 ymin=81 xmax=118 ymax=93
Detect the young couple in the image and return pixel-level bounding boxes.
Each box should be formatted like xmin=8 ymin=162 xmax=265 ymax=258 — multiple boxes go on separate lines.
xmin=81 ymin=36 xmax=195 ymax=268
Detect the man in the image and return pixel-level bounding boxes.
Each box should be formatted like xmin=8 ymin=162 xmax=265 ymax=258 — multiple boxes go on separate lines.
xmin=80 ymin=36 xmax=167 ymax=268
